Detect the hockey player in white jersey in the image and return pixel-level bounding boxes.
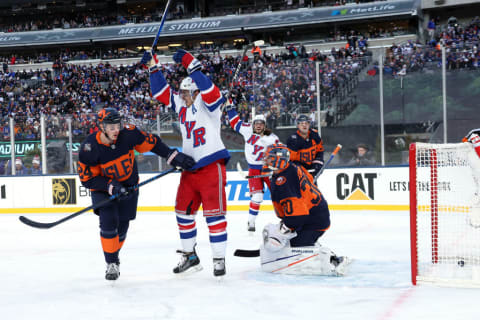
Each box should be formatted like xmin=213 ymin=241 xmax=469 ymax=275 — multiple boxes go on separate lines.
xmin=141 ymin=49 xmax=229 ymax=277
xmin=225 ymin=100 xmax=279 ymax=232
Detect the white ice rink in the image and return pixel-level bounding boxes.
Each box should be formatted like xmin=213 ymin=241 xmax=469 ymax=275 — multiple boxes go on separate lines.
xmin=1 ymin=209 xmax=478 ymax=320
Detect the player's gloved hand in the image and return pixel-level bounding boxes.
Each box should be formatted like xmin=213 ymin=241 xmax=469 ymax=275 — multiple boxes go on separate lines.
xmin=108 ymin=180 xmax=133 ymax=200
xmin=223 ymin=96 xmax=235 ymax=113
xmin=173 ymin=49 xmax=202 ymax=74
xmin=312 ymin=159 xmax=324 ymax=177
xmin=262 ymin=222 xmax=297 ymax=252
xmin=140 ymin=51 xmax=159 ymax=73
xmin=468 ymin=133 xmax=480 ymax=148
xmin=167 ymin=149 xmax=196 ymax=170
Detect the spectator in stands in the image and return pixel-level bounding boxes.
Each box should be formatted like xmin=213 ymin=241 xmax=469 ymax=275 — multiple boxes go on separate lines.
xmin=6 ymin=158 xmax=28 ymax=175
xmin=29 ymin=155 xmax=42 ymax=175
xmin=347 ymin=144 xmax=376 ymax=166
xmin=326 ymin=105 xmax=335 ymax=127
xmin=427 ymin=18 xmax=436 ymax=42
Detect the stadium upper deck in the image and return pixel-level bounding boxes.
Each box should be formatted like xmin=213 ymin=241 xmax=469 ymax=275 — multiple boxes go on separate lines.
xmin=0 ymin=0 xmax=419 ymax=56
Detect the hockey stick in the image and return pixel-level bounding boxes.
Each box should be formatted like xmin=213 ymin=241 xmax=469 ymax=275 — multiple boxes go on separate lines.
xmin=234 ymin=249 xmax=260 ymax=257
xmin=222 ymin=39 xmax=265 ymax=112
xmin=236 ymin=162 xmax=314 ymax=179
xmin=151 ymin=0 xmax=173 ymax=54
xmin=19 ymin=167 xmax=178 ymax=229
xmin=313 ymin=144 xmax=342 ymax=183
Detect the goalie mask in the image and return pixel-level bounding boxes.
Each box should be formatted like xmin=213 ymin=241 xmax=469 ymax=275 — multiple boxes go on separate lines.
xmin=264 ymin=143 xmax=290 ymax=171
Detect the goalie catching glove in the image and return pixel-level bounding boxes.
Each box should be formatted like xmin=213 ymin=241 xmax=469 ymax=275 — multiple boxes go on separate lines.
xmin=173 ymin=49 xmax=202 ymax=74
xmin=263 ymin=222 xmax=297 ymax=252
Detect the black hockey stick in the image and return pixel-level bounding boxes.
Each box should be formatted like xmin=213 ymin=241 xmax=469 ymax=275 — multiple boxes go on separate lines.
xmin=236 ymin=162 xmax=314 ymax=179
xmin=151 ymin=0 xmax=173 ymax=54
xmin=19 ymin=167 xmax=178 ymax=229
xmin=234 ymin=249 xmax=260 ymax=257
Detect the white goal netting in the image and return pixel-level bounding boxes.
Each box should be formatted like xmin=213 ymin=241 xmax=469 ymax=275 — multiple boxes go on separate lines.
xmin=410 ymin=142 xmax=480 ymax=287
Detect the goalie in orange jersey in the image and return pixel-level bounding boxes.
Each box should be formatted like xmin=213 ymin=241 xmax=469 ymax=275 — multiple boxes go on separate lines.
xmin=259 ymin=143 xmax=350 ymax=276
xmin=78 ymin=108 xmax=195 ymax=281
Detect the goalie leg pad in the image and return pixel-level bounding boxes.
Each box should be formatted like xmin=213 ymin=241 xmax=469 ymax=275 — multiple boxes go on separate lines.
xmin=260 ymin=244 xmax=348 ymax=276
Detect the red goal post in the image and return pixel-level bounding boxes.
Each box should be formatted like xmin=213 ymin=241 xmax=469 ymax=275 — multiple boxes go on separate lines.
xmin=409 ymin=142 xmax=480 ymax=287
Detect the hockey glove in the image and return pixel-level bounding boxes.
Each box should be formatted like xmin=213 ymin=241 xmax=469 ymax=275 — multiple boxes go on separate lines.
xmin=468 ymin=133 xmax=480 ymax=148
xmin=167 ymin=149 xmax=196 ymax=170
xmin=312 ymin=159 xmax=324 ymax=177
xmin=263 ymin=222 xmax=297 ymax=252
xmin=140 ymin=51 xmax=159 ymax=73
xmin=223 ymin=97 xmax=236 ymax=113
xmin=173 ymin=49 xmax=202 ymax=74
xmin=108 ymin=180 xmax=132 ymax=200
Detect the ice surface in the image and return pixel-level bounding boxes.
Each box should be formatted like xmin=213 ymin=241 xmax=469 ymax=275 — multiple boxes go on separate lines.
xmin=1 ymin=210 xmax=478 ymax=320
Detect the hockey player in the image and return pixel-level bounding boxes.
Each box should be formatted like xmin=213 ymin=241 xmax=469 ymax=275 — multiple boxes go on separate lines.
xmin=260 ymin=143 xmax=349 ymax=275
xmin=77 ymin=108 xmax=195 ymax=280
xmin=225 ymin=101 xmax=279 ymax=232
xmin=463 ymin=128 xmax=480 ymax=158
xmin=142 ymin=49 xmax=230 ymax=277
xmin=287 ymin=114 xmax=324 ymax=179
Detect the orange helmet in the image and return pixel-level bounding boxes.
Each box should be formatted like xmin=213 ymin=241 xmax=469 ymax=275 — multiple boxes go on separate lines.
xmin=263 ymin=143 xmax=290 ymax=171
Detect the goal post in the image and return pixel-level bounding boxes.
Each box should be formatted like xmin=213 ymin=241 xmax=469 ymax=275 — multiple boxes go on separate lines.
xmin=409 ymin=142 xmax=480 ymax=287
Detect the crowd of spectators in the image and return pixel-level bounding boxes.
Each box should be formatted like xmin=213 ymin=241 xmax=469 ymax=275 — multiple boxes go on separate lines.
xmin=0 ymin=42 xmax=370 ymax=142
xmin=368 ymin=17 xmax=480 ymax=77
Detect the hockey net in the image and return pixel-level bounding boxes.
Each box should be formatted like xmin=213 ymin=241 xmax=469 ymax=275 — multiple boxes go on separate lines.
xmin=410 ymin=142 xmax=480 ymax=287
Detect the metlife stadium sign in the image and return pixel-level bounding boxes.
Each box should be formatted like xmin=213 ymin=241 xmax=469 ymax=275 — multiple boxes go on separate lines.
xmin=0 ymin=0 xmax=417 ymax=47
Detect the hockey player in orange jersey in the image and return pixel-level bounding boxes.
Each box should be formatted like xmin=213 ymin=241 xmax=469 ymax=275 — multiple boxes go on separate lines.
xmin=260 ymin=143 xmax=350 ymax=275
xmin=78 ymin=108 xmax=195 ymax=280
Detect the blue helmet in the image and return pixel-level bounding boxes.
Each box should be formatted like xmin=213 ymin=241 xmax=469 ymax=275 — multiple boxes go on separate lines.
xmin=296 ymin=114 xmax=310 ymax=125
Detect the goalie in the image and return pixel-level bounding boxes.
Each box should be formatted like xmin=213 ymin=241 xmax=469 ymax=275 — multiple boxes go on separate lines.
xmin=260 ymin=143 xmax=350 ymax=276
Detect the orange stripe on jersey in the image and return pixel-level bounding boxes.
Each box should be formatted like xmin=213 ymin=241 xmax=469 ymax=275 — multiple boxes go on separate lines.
xmin=101 ymin=235 xmax=120 ymax=253
xmin=134 ymin=130 xmax=158 ymax=153
xmin=316 ymin=140 xmax=324 ymax=153
xmin=77 ymin=161 xmax=102 ymax=183
xmin=101 ymin=150 xmax=135 ymax=182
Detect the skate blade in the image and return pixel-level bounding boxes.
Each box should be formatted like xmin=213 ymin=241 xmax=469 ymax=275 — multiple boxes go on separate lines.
xmin=175 ymin=264 xmax=203 ymax=277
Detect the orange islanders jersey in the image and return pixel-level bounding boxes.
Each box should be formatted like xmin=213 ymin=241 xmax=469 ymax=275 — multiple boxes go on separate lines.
xmin=78 ymin=124 xmax=172 ymax=191
xmin=271 ymin=163 xmax=330 ymax=232
xmin=287 ymin=129 xmax=324 ymax=171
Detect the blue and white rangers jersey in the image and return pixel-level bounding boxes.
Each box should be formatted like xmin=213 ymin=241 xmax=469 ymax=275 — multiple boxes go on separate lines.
xmin=149 ymin=69 xmax=230 ymax=170
xmin=227 ymin=109 xmax=279 ymax=170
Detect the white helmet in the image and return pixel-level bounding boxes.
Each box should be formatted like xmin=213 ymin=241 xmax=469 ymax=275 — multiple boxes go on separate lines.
xmin=253 ymin=114 xmax=266 ymax=124
xmin=180 ymin=77 xmax=198 ymax=93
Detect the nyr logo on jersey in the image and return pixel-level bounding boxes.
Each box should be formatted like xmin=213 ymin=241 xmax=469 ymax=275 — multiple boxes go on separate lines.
xmin=336 ymin=173 xmax=377 ymax=200
xmin=247 ymin=135 xmax=265 ymax=161
xmin=179 ymin=107 xmax=206 ymax=147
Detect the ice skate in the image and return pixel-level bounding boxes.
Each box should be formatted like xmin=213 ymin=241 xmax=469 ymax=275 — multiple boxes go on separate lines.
xmin=247 ymin=221 xmax=256 ymax=233
xmin=105 ymin=262 xmax=120 ymax=280
xmin=173 ymin=247 xmax=203 ymax=274
xmin=330 ymin=255 xmax=351 ymax=276
xmin=213 ymin=257 xmax=226 ymax=277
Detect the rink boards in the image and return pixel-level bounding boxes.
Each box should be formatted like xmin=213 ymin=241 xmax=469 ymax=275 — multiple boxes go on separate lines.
xmin=0 ymin=167 xmax=410 ymax=213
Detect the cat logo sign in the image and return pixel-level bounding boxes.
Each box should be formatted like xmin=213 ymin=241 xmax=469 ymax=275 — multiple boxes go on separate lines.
xmin=336 ymin=173 xmax=377 ymax=200
xmin=52 ymin=178 xmax=77 ymax=205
